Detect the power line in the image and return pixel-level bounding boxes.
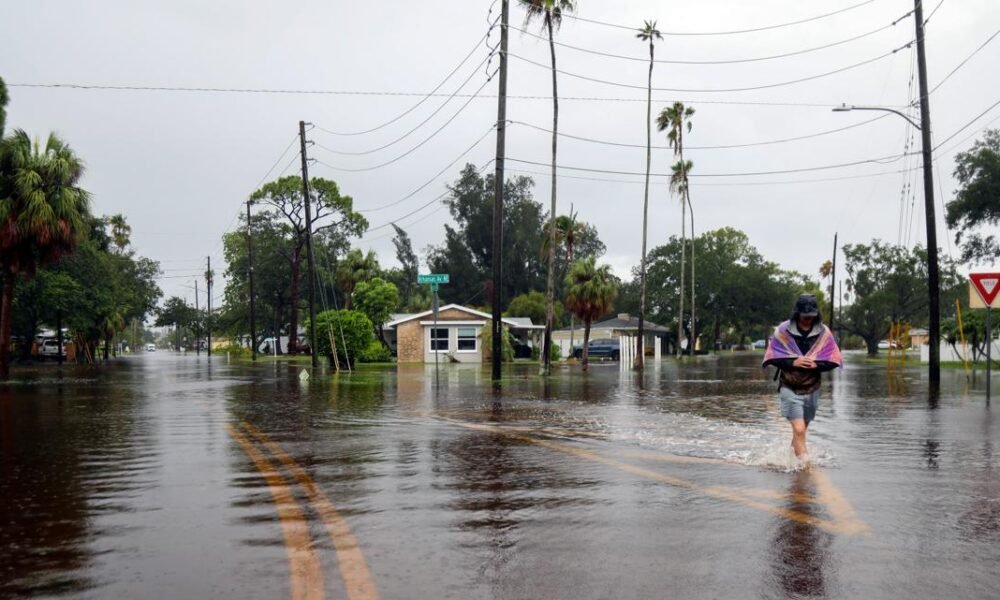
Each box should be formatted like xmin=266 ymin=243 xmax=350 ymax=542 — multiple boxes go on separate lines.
xmin=324 ymin=124 xmax=496 ymax=214
xmin=927 ymin=28 xmax=1000 ymax=97
xmin=557 ymin=0 xmax=879 ymax=36
xmin=506 ymin=165 xmax=916 ymax=187
xmin=508 ymin=15 xmax=909 ymax=65
xmin=360 ymin=159 xmax=494 ymax=236
xmin=506 ymin=152 xmax=915 ymax=178
xmin=6 ymin=82 xmax=902 ymax=108
xmin=314 ymin=25 xmax=496 ymax=136
xmin=509 ymin=113 xmax=892 ymax=151
xmin=311 ymin=76 xmax=495 ymax=173
xmin=312 ymin=49 xmax=495 ymax=155
xmin=507 ymin=42 xmax=911 ymax=94
xmin=932 ymin=96 xmax=1000 ymax=151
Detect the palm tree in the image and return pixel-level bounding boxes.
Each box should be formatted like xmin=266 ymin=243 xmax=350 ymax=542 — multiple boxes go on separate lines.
xmin=0 ymin=131 xmax=91 ymax=378
xmin=635 ymin=19 xmax=661 ymax=371
xmin=540 ymin=207 xmax=586 ymax=350
xmin=107 ymin=213 xmax=132 ymax=255
xmin=335 ymin=248 xmax=379 ymax=310
xmin=564 ymin=256 xmax=617 ymax=372
xmin=520 ymin=0 xmax=577 ymax=375
xmin=657 ymin=102 xmax=695 ymax=356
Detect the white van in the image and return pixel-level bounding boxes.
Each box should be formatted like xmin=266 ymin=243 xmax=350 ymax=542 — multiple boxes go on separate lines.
xmin=145 ymin=343 xmax=156 ymax=352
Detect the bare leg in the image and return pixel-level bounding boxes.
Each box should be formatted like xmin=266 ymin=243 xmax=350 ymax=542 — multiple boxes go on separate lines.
xmin=790 ymin=418 xmax=808 ymax=458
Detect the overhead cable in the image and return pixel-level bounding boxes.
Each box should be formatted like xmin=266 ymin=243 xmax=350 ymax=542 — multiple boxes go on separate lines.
xmin=509 ymin=113 xmax=892 ymax=151
xmin=507 ymin=42 xmax=910 ymax=93
xmin=313 ymin=49 xmax=495 ymax=155
xmin=9 ymin=82 xmax=902 ymax=108
xmin=927 ymin=28 xmax=1000 ymax=97
xmin=506 ymin=165 xmax=915 ymax=187
xmin=932 ymin=96 xmax=1000 ymax=152
xmin=311 ymin=76 xmax=495 ymax=173
xmin=505 ymin=152 xmax=916 ymax=178
xmin=507 ymin=17 xmax=908 ymax=65
xmin=329 ymin=124 xmax=496 ymax=213
xmin=315 ymin=26 xmax=496 ymax=136
xmin=557 ymin=0 xmax=879 ymax=36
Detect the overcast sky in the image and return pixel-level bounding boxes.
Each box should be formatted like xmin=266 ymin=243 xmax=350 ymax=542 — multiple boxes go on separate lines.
xmin=3 ymin=0 xmax=999 ymax=311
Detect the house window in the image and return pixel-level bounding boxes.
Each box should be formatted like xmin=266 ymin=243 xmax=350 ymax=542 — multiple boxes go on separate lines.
xmin=430 ymin=328 xmax=449 ymax=351
xmin=457 ymin=327 xmax=477 ymax=351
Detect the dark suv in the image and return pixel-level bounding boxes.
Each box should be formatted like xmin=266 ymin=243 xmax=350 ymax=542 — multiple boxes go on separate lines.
xmin=572 ymin=338 xmax=621 ymax=361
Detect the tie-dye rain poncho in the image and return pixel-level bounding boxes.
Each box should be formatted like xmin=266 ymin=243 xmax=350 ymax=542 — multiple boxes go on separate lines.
xmin=762 ymin=321 xmax=843 ymax=367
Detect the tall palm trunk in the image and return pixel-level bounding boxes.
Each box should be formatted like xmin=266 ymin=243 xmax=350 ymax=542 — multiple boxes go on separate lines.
xmin=637 ymin=37 xmax=654 ymax=371
xmin=677 ymin=200 xmax=686 ymax=358
xmin=582 ymin=320 xmax=592 ymax=372
xmin=687 ymin=190 xmax=696 ymax=356
xmin=0 ymin=274 xmax=15 ymax=380
xmin=542 ymin=14 xmax=559 ymax=375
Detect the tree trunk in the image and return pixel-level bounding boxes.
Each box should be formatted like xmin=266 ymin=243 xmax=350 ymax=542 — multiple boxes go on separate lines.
xmin=713 ymin=313 xmax=721 ymax=353
xmin=677 ymin=204 xmax=687 ymax=358
xmin=287 ymin=244 xmax=302 ymax=354
xmin=688 ymin=189 xmax=696 ymax=356
xmin=542 ymin=15 xmax=559 ymax=376
xmin=865 ymin=336 xmax=879 ymax=356
xmin=582 ymin=319 xmax=592 ymax=372
xmin=0 ymin=274 xmax=15 ymax=380
xmin=56 ymin=310 xmax=64 ymax=365
xmin=637 ymin=37 xmax=655 ymax=372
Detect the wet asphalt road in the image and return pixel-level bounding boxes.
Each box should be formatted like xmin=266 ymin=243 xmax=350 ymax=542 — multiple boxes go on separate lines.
xmin=1 ymin=352 xmax=998 ymax=599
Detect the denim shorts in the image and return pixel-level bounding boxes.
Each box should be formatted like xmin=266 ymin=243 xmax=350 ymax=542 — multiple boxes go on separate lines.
xmin=779 ymin=387 xmax=820 ymax=423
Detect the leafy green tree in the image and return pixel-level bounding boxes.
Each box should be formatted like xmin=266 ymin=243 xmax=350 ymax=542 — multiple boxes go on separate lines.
xmin=427 ymin=164 xmax=546 ymax=308
xmin=311 ymin=309 xmax=373 ymax=368
xmin=335 ymin=248 xmax=380 ymax=310
xmin=107 ymin=214 xmax=132 ymax=255
xmin=155 ymin=296 xmax=197 ymax=351
xmin=250 ymin=176 xmax=367 ymax=352
xmin=389 ymin=224 xmax=420 ymax=306
xmin=947 ymin=129 xmax=1000 ymax=265
xmin=353 ymin=277 xmax=399 ymax=346
xmin=507 ymin=290 xmax=562 ymax=327
xmin=565 ymin=257 xmax=617 ymax=371
xmin=0 ymin=130 xmax=91 ymax=378
xmin=841 ymin=240 xmax=963 ymax=355
xmin=0 ymin=76 xmax=8 ymax=136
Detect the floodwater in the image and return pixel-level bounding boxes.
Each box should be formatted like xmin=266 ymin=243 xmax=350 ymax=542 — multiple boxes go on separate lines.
xmin=1 ymin=353 xmax=998 ymax=599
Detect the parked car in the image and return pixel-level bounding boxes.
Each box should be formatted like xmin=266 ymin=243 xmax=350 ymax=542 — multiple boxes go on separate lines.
xmin=752 ymin=339 xmax=767 ymax=349
xmin=572 ymin=338 xmax=621 ymax=361
xmin=38 ymin=338 xmax=65 ymax=359
xmin=877 ymin=340 xmax=902 ymax=350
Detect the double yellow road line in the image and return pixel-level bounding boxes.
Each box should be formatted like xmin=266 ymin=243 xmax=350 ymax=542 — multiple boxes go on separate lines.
xmin=226 ymin=422 xmax=379 ymax=600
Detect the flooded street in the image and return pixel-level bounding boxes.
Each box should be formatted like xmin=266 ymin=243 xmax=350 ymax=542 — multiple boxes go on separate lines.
xmin=2 ymin=353 xmax=999 ymax=599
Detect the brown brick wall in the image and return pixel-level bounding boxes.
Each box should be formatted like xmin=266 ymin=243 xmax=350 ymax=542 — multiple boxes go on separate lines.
xmin=394 ymin=309 xmax=489 ymax=363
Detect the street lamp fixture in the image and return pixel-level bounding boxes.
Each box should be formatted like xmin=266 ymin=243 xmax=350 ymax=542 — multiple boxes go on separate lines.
xmin=831 ymin=103 xmax=922 ymax=130
xmin=832 ymin=99 xmax=941 ymax=386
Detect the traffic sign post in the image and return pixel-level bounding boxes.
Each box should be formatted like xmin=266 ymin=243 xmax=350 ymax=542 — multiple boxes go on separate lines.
xmin=418 ymin=274 xmax=449 ymax=385
xmin=969 ymin=272 xmax=1000 ymax=404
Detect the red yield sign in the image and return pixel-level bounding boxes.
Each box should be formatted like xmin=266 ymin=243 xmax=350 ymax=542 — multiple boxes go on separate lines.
xmin=970 ymin=272 xmax=1000 ymax=308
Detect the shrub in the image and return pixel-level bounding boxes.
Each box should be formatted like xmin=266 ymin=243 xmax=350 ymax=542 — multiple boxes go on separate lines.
xmin=310 ymin=310 xmax=374 ymax=368
xmin=357 ymin=339 xmax=393 ymax=363
xmin=220 ymin=343 xmax=251 ymax=359
xmin=530 ymin=342 xmax=562 ymax=362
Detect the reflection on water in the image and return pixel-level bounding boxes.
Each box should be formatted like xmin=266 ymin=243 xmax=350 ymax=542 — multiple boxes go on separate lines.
xmin=768 ymin=470 xmax=833 ymax=598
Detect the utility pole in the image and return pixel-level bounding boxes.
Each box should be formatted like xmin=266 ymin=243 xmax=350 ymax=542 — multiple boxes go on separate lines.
xmin=299 ymin=120 xmax=319 ymax=368
xmin=247 ymin=198 xmax=258 ymax=361
xmin=194 ymin=279 xmax=201 ymax=356
xmin=206 ymin=256 xmax=212 ymax=357
xmin=830 ymin=232 xmax=838 ymax=337
xmin=490 ymin=0 xmax=510 ymax=383
xmin=913 ymin=0 xmax=941 ymax=385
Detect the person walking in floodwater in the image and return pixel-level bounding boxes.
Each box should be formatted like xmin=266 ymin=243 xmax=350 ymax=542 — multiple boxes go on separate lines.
xmin=762 ymin=294 xmax=843 ymax=461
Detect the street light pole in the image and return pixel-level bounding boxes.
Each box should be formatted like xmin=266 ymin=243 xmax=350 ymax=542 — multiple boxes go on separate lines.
xmin=831 ymin=5 xmax=942 ymax=387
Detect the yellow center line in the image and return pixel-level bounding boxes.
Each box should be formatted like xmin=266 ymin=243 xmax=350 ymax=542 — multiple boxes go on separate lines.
xmin=225 ymin=424 xmax=325 ymax=600
xmin=445 ymin=419 xmax=864 ymax=535
xmin=241 ymin=422 xmax=380 ymax=600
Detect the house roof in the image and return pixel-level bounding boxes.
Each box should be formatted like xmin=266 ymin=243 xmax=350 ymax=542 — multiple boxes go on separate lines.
xmin=385 ymin=304 xmax=535 ymax=329
xmin=555 ymin=313 xmax=670 ymax=334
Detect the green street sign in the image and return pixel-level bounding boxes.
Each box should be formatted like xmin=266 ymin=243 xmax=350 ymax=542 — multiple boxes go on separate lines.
xmin=417 ymin=273 xmax=449 ymax=285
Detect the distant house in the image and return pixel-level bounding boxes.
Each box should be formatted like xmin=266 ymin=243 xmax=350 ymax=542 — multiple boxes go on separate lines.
xmin=385 ymin=304 xmax=541 ymax=364
xmin=552 ymin=313 xmax=670 ymax=358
